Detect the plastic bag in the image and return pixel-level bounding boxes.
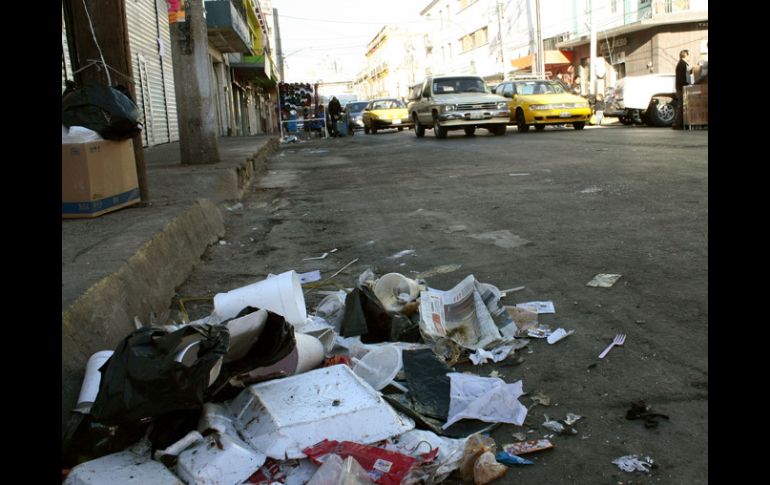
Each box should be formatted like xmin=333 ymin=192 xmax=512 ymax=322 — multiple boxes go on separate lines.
xmin=62 ymin=83 xmax=142 ymax=140
xmin=443 ymin=373 xmax=528 ymax=429
xmin=304 ymin=440 xmax=416 ymax=485
xmin=307 ymin=454 xmax=374 ymax=485
xmin=90 ymin=324 xmax=229 ymax=425
xmin=315 ymin=291 xmax=347 ymax=331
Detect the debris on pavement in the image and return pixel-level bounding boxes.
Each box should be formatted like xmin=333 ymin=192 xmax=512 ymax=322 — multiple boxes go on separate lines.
xmin=419 ymin=275 xmax=516 ymax=350
xmin=501 ymin=438 xmax=554 ymax=455
xmin=530 ymin=391 xmax=551 ymax=407
xmin=546 ymin=327 xmax=574 ymax=344
xmin=443 ymin=373 xmax=528 ymax=429
xmin=586 ymin=273 xmax=623 ymax=287
xmin=65 ymin=257 xmax=647 ymax=483
xmin=612 ymin=454 xmax=654 ymax=473
xmin=299 ymin=270 xmax=323 ymax=284
xmin=303 ymin=439 xmax=417 ymax=485
xmin=625 ymin=400 xmax=670 ymax=428
xmin=229 ymin=364 xmax=414 ymax=459
xmin=515 ymin=301 xmax=556 ymax=314
xmin=494 ymin=451 xmax=534 ymax=465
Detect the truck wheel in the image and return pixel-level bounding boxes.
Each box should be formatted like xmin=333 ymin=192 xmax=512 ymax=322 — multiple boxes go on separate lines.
xmin=464 ymin=127 xmax=476 ymax=136
xmin=433 ymin=114 xmax=448 ymax=139
xmin=413 ymin=114 xmax=425 ymax=138
xmin=646 ymin=98 xmax=675 ymax=127
xmin=490 ymin=124 xmax=507 ymax=136
xmin=573 ymin=122 xmax=585 ymax=130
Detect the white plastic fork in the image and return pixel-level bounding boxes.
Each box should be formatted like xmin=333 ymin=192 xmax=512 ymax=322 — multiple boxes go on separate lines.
xmin=598 ymin=333 xmax=626 ymax=359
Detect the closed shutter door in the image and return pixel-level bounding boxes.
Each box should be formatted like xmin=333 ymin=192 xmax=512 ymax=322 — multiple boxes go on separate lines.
xmin=126 ymin=0 xmax=177 ymax=146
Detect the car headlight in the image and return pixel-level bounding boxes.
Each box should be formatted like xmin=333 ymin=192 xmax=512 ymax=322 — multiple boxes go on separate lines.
xmin=442 ymin=104 xmax=456 ymax=113
xmin=496 ymin=102 xmax=508 ymax=110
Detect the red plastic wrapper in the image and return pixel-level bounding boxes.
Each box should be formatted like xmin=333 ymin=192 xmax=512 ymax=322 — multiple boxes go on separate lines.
xmin=303 ymin=440 xmax=417 ymax=485
xmin=323 ymin=355 xmax=352 ymax=367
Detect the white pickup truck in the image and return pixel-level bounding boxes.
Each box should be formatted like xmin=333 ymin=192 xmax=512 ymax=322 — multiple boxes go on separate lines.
xmin=604 ymin=74 xmax=676 ymax=127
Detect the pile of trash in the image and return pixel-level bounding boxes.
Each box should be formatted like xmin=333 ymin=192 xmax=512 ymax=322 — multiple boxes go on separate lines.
xmin=62 ymin=267 xmax=593 ymax=484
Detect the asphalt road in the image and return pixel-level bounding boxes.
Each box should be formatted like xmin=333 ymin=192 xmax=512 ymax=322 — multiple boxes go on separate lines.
xmin=175 ymin=123 xmax=708 ymax=484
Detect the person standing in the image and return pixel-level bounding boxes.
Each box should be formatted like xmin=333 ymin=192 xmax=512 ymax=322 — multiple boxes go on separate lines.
xmin=328 ymin=96 xmax=342 ymax=137
xmin=673 ymin=49 xmax=691 ymax=130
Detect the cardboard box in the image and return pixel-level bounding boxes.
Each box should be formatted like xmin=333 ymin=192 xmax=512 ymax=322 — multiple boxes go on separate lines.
xmin=62 ymin=139 xmax=140 ymax=218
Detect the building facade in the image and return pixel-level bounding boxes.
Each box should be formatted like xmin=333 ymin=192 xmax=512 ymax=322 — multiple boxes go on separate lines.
xmin=62 ymin=0 xmax=279 ymax=147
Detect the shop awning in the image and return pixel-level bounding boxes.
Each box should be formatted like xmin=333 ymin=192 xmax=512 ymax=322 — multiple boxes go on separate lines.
xmin=510 ymin=50 xmax=574 ymax=70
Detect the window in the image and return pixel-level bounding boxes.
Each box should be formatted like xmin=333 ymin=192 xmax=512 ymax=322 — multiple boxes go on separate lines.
xmin=460 ymin=27 xmax=488 ymax=53
xmin=458 ymin=0 xmax=478 ymax=10
xmin=611 ymin=0 xmax=617 ymax=13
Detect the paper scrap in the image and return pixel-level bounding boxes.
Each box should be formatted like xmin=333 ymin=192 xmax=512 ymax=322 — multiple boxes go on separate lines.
xmin=298 ymin=270 xmax=322 ymax=284
xmin=516 ymin=301 xmax=555 ymax=314
xmin=586 ymin=274 xmax=622 ymax=288
xmin=546 ymin=328 xmax=574 ymax=344
xmin=612 ymin=455 xmax=654 ymax=473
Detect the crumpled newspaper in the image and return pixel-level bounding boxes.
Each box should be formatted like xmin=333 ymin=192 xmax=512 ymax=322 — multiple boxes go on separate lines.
xmin=612 ymin=454 xmax=654 ymax=472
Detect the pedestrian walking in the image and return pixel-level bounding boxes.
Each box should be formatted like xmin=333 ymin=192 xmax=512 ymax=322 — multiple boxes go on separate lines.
xmin=328 ymin=96 xmax=342 ymax=137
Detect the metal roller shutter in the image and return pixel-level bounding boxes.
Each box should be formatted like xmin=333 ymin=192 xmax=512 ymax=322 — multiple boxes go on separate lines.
xmin=126 ymin=0 xmax=178 ymax=146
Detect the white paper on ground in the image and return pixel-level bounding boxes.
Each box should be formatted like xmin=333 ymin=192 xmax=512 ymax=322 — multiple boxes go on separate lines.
xmin=546 ymin=328 xmax=574 ymax=344
xmin=298 ymin=270 xmax=322 ymax=283
xmin=442 ymin=373 xmax=528 ymax=429
xmin=419 ymin=275 xmax=515 ymax=350
xmin=612 ymin=455 xmax=653 ymax=473
xmin=469 ymin=344 xmax=515 ymax=365
xmin=516 ymin=301 xmax=555 ymax=314
xmin=586 ymin=274 xmax=622 ymax=287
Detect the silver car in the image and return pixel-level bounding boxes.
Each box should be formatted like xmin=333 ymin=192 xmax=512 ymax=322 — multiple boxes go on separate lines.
xmin=343 ymin=101 xmax=369 ymax=134
xmin=407 ymin=76 xmax=510 ymax=138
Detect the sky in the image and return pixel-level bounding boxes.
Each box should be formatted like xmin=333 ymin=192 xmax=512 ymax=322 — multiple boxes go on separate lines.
xmin=270 ymin=0 xmax=427 ymax=82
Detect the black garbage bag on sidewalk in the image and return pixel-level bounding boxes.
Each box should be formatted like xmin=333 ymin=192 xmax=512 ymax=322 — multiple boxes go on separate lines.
xmin=90 ymin=324 xmax=229 ymax=425
xmin=62 ymin=83 xmax=142 ymax=140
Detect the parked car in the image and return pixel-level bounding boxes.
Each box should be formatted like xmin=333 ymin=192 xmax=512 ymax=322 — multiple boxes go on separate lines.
xmin=407 ymin=76 xmax=509 ymax=138
xmin=603 ymin=74 xmax=675 ymax=126
xmin=493 ymin=79 xmax=591 ymax=131
xmin=361 ymin=98 xmax=411 ymax=134
xmin=343 ymin=101 xmax=369 ymax=135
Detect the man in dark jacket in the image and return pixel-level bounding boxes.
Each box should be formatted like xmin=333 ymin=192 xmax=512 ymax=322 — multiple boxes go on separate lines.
xmin=673 ymin=49 xmax=690 ymax=130
xmin=328 ymin=96 xmax=342 ymax=137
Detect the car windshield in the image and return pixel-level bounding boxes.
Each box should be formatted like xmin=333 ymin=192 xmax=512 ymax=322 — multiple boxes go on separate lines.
xmin=514 ymin=81 xmax=567 ymax=95
xmin=346 ymin=102 xmax=368 ymax=112
xmin=371 ymin=99 xmax=405 ymax=110
xmin=433 ymin=77 xmax=489 ymax=94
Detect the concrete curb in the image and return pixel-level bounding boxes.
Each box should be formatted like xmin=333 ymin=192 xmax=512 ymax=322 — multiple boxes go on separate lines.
xmin=61 ymin=137 xmax=279 ymax=436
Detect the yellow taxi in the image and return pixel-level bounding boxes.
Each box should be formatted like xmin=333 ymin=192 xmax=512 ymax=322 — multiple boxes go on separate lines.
xmin=494 ymin=79 xmax=591 ymax=131
xmin=362 ymin=98 xmax=412 ymax=134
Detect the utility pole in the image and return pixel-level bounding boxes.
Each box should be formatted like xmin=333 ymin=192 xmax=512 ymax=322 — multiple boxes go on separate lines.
xmin=535 ymin=0 xmax=545 ymax=78
xmin=63 ymin=0 xmax=150 ymax=202
xmin=496 ymin=0 xmax=509 ymax=81
xmin=170 ymin=0 xmax=221 ymax=165
xmin=274 ymin=8 xmax=285 ymax=82
xmin=589 ymin=0 xmax=597 ymax=96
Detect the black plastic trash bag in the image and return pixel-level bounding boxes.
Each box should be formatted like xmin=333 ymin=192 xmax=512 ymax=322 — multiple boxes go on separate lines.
xmin=208 ymin=309 xmax=297 ymax=401
xmin=90 ymin=324 xmax=229 ymax=425
xmin=62 ymin=83 xmax=142 ymax=140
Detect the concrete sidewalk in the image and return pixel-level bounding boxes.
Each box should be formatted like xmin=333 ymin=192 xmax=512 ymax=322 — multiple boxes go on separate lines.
xmin=61 ymin=135 xmax=278 ymax=435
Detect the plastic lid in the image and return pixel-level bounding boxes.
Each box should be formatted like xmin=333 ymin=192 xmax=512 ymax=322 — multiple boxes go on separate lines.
xmin=352 ymin=345 xmax=403 ymax=391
